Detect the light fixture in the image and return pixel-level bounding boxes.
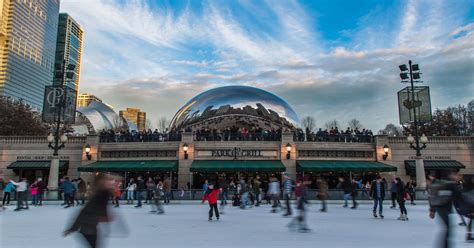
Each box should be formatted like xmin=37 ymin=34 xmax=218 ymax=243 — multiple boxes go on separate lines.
xmin=412 ymin=72 xmax=421 ymax=80
xmin=411 ymin=64 xmax=420 ymax=71
xmin=85 ymin=144 xmax=92 ymax=160
xmin=383 ymin=144 xmax=389 ymax=160
xmin=60 ymin=134 xmax=68 ymax=143
xmin=407 ymin=134 xmax=415 ymax=144
xmin=183 ymin=143 xmax=189 ymax=159
xmin=286 ymin=143 xmax=291 ymax=159
xmin=420 ymin=134 xmax=428 ymax=145
xmin=399 ymin=64 xmax=408 ymax=71
xmin=47 ymin=133 xmax=54 ymax=143
xmin=400 ymin=73 xmax=409 ymax=80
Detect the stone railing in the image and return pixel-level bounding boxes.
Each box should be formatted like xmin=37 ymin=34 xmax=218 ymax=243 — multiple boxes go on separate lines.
xmin=0 ymin=136 xmax=87 ymax=144
xmin=388 ymin=136 xmax=473 ymax=145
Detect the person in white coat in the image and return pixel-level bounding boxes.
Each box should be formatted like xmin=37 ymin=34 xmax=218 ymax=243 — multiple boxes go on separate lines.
xmin=126 ymin=178 xmax=137 ymax=204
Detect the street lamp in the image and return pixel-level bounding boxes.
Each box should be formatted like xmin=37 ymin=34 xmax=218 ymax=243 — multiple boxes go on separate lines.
xmin=286 ymin=143 xmax=291 ymax=159
xmin=85 ymin=144 xmax=92 ymax=160
xmin=47 ymin=133 xmax=67 ymax=156
xmin=382 ymin=144 xmax=390 ymax=160
xmin=399 ymin=60 xmax=427 ymax=189
xmin=183 ymin=143 xmax=189 ymax=159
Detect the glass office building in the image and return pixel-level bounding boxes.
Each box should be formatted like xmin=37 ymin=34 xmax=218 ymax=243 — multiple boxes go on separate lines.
xmin=54 ymin=13 xmax=83 ymax=92
xmin=0 ymin=0 xmax=60 ymax=110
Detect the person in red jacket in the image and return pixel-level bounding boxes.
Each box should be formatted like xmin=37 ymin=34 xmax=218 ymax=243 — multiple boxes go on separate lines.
xmin=202 ymin=184 xmax=221 ymax=221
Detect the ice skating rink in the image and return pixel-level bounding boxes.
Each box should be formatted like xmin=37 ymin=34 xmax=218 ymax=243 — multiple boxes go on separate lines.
xmin=0 ymin=203 xmax=471 ymax=248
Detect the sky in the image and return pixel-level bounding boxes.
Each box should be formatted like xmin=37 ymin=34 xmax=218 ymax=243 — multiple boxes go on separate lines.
xmin=60 ymin=0 xmax=474 ymax=131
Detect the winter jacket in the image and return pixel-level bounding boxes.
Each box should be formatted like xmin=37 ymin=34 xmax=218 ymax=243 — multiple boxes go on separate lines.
xmin=37 ymin=181 xmax=46 ymax=194
xmin=30 ymin=183 xmax=38 ymax=195
xmin=78 ymin=180 xmax=87 ymax=193
xmin=61 ymin=180 xmax=76 ymax=194
xmin=136 ymin=179 xmax=145 ymax=192
xmin=4 ymin=182 xmax=16 ymax=193
xmin=202 ymin=189 xmax=220 ymax=204
xmin=370 ymin=180 xmax=386 ymax=199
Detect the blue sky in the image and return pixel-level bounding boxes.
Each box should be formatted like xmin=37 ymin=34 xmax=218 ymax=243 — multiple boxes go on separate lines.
xmin=61 ymin=0 xmax=474 ymax=131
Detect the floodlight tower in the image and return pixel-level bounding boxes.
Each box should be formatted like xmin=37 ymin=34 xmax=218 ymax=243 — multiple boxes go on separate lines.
xmin=399 ymin=60 xmax=428 ymax=189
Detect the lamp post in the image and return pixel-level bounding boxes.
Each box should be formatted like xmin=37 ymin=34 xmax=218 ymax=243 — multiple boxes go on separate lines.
xmin=46 ymin=60 xmax=76 ymax=199
xmin=85 ymin=144 xmax=92 ymax=160
xmin=399 ymin=60 xmax=428 ymax=189
xmin=382 ymin=144 xmax=389 ymax=160
xmin=286 ymin=143 xmax=291 ymax=159
xmin=183 ymin=143 xmax=189 ymax=159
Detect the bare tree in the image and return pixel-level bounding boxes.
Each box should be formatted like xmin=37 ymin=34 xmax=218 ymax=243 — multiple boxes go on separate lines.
xmin=157 ymin=117 xmax=168 ymax=132
xmin=347 ymin=118 xmax=363 ymax=130
xmin=301 ymin=116 xmax=316 ymax=133
xmin=111 ymin=116 xmax=125 ymax=131
xmin=379 ymin=123 xmax=403 ymax=136
xmin=145 ymin=119 xmax=154 ymax=130
xmin=324 ymin=120 xmax=339 ymax=130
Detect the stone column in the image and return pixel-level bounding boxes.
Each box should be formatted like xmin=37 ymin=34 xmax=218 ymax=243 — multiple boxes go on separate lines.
xmin=415 ymin=157 xmax=426 ymax=189
xmin=79 ymin=135 xmax=100 ymax=185
xmin=281 ymin=132 xmax=296 ymax=179
xmin=46 ymin=157 xmax=59 ymax=200
xmin=178 ymin=132 xmax=193 ymax=189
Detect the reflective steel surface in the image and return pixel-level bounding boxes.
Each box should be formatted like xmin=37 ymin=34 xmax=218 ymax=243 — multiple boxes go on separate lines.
xmin=170 ymin=86 xmax=300 ymax=130
xmin=75 ymin=101 xmax=134 ymax=134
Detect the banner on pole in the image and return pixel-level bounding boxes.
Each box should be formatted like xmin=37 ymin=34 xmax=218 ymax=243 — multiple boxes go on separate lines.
xmin=42 ymin=86 xmax=77 ymax=124
xmin=397 ymin=86 xmax=432 ymax=124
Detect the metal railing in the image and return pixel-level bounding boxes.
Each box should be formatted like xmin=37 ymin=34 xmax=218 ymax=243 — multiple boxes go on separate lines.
xmin=1 ymin=189 xmax=430 ymax=202
xmin=0 ymin=136 xmax=86 ymax=144
xmin=388 ymin=136 xmax=473 ymax=145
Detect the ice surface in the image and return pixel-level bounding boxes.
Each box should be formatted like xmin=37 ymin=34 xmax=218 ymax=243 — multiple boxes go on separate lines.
xmin=0 ymin=203 xmax=471 ymax=248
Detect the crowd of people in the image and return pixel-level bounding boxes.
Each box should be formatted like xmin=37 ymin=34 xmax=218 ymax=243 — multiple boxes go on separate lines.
xmin=294 ymin=127 xmax=374 ymax=142
xmin=194 ymin=126 xmax=282 ymax=141
xmin=99 ymin=129 xmax=182 ymax=143
xmin=1 ymin=172 xmax=472 ymax=247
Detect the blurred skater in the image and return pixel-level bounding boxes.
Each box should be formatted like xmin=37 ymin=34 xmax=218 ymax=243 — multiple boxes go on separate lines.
xmin=63 ymin=174 xmax=114 ymax=248
xmin=3 ymin=178 xmax=15 ymax=206
xmin=287 ymin=179 xmax=310 ymax=233
xmin=316 ymin=178 xmax=328 ymax=212
xmin=268 ymin=176 xmax=280 ymax=213
xmin=202 ymin=183 xmax=221 ymax=221
xmin=396 ymin=177 xmax=408 ymax=221
xmin=113 ymin=179 xmax=122 ymax=208
xmin=151 ymin=181 xmax=164 ymax=214
xmin=10 ymin=178 xmax=28 ymax=211
xmin=282 ymin=173 xmax=294 ymax=216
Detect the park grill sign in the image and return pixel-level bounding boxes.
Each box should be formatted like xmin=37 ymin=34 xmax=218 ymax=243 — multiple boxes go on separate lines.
xmin=211 ymin=148 xmax=263 ymax=159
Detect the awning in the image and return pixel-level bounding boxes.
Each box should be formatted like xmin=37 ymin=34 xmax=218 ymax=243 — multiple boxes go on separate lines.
xmin=78 ymin=160 xmax=178 ymax=172
xmin=405 ymin=160 xmax=466 ymax=171
xmin=7 ymin=160 xmax=69 ymax=170
xmin=297 ymin=160 xmax=397 ymax=172
xmin=190 ymin=160 xmax=286 ymax=172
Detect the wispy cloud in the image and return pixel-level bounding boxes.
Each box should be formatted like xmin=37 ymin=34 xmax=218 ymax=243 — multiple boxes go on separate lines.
xmin=61 ymin=0 xmax=473 ymax=130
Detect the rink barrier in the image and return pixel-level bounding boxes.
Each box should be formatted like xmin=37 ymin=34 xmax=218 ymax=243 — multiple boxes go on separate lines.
xmin=1 ymin=189 xmax=431 ymax=202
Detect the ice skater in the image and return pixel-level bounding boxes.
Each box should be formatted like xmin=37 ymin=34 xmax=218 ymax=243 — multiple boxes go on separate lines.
xmin=64 ymin=174 xmax=114 ymax=248
xmin=151 ymin=181 xmax=164 ymax=214
xmin=370 ymin=176 xmax=385 ymax=219
xmin=201 ymin=183 xmax=221 ymax=221
xmin=287 ymin=179 xmax=310 ymax=233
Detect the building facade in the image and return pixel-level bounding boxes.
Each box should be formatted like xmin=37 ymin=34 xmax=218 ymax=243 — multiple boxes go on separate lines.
xmin=119 ymin=107 xmax=146 ymax=131
xmin=77 ymin=93 xmax=102 ymax=107
xmin=53 ymin=13 xmax=83 ymax=92
xmin=0 ymin=134 xmax=472 ymax=194
xmin=0 ymin=0 xmax=60 ymax=109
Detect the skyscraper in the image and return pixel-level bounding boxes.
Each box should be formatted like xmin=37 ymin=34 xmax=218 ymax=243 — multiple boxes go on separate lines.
xmin=54 ymin=13 xmax=83 ymax=92
xmin=77 ymin=93 xmax=102 ymax=108
xmin=119 ymin=108 xmax=147 ymax=131
xmin=0 ymin=0 xmax=60 ymax=109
